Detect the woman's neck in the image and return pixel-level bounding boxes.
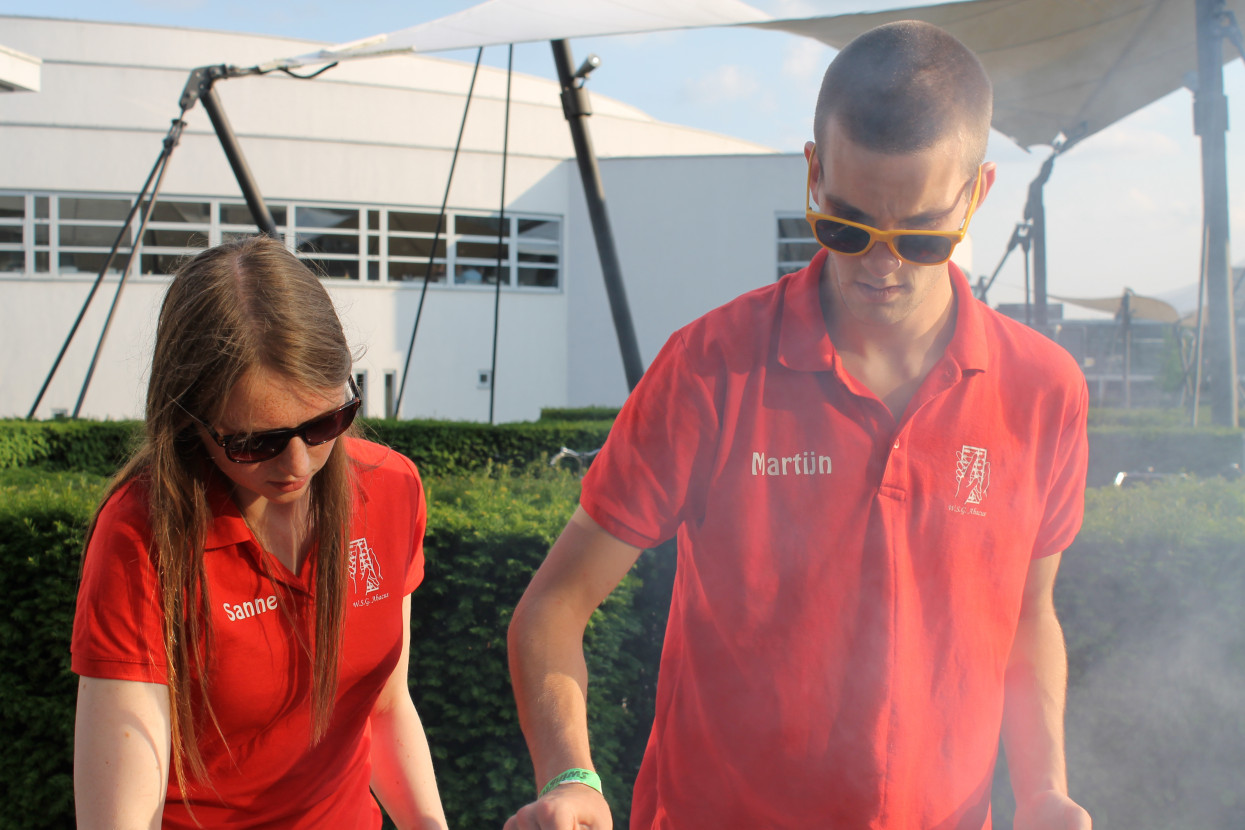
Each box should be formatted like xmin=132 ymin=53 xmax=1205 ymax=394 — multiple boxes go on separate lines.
xmin=235 ymin=490 xmax=314 ymax=575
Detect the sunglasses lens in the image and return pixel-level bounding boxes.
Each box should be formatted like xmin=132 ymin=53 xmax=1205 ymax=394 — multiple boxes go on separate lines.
xmin=302 ymin=400 xmax=359 ymax=445
xmin=813 ymin=219 xmax=872 ymax=255
xmin=219 ymin=396 xmax=359 ymax=462
xmin=226 ymin=433 xmax=289 ymax=463
xmin=895 ymin=235 xmax=954 ymax=265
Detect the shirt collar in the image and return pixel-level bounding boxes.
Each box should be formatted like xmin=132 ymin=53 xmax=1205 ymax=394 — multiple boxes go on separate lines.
xmin=203 ymin=473 xmax=254 ymax=550
xmin=777 ymin=250 xmax=991 ymax=376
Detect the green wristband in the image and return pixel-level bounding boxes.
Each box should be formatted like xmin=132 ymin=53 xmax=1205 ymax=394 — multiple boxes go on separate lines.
xmin=538 ymin=768 xmax=603 ymax=798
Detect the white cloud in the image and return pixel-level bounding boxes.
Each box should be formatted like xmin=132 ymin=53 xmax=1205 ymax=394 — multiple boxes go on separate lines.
xmin=135 ymin=0 xmax=209 ymax=9
xmin=764 ymin=0 xmax=823 ymax=17
xmin=684 ymin=65 xmax=761 ymax=106
xmin=781 ymin=36 xmax=830 ymax=80
xmin=1070 ymin=125 xmax=1182 ymax=160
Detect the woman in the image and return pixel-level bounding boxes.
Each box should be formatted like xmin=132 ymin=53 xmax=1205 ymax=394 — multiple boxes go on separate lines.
xmin=71 ymin=236 xmax=448 ymax=829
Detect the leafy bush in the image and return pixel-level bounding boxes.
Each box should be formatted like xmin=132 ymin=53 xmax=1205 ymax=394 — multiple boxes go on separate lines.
xmin=350 ymin=419 xmax=612 ymax=478
xmin=538 ymin=406 xmax=620 ymax=423
xmin=1057 ymin=478 xmax=1245 ymax=829
xmin=0 ymin=465 xmax=668 ymax=829
xmin=8 ymin=416 xmax=1240 ymax=490
xmin=993 ymin=477 xmax=1245 ymax=828
xmin=412 ymin=468 xmax=668 ymax=826
xmin=0 ymin=419 xmax=139 ymax=474
xmin=0 ymin=470 xmax=106 ymax=830
xmin=5 ymin=422 xmax=1243 ymax=830
xmin=1085 ymin=426 xmax=1243 ymax=486
xmin=0 ymin=417 xmax=613 ymax=480
xmin=1086 ymin=408 xmax=1189 ymax=428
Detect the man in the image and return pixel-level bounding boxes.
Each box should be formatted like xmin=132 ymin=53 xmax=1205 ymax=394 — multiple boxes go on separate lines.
xmin=505 ymin=20 xmax=1091 ymax=830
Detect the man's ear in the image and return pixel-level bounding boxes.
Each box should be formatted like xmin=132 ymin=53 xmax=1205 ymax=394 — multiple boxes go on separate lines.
xmin=804 ymin=141 xmax=820 ymax=207
xmin=976 ymin=161 xmax=998 ymax=208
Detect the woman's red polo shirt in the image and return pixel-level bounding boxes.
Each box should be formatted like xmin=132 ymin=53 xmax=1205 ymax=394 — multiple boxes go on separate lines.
xmin=72 ymin=438 xmax=426 ymax=828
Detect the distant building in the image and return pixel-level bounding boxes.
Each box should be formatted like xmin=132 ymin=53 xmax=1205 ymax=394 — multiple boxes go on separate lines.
xmin=2 ymin=16 xmax=797 ymax=421
xmin=7 ymin=16 xmax=1151 ymax=423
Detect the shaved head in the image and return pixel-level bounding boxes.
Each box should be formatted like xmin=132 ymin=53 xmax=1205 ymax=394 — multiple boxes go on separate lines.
xmin=814 ymin=20 xmax=993 ymax=174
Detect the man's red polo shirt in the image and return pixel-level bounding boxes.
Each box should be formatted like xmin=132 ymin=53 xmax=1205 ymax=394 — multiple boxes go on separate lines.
xmin=72 ymin=438 xmax=426 ymax=828
xmin=580 ymin=251 xmax=1089 ymax=830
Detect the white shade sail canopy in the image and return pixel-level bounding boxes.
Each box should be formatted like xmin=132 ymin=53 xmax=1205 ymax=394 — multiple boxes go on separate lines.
xmin=1052 ymin=291 xmax=1183 ymax=323
xmin=755 ymin=0 xmax=1245 ymax=149
xmin=265 ymin=0 xmax=1245 ymax=151
xmin=267 ymin=0 xmax=772 ymax=70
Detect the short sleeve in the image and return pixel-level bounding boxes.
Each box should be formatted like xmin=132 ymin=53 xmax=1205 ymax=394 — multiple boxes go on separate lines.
xmin=402 ymin=455 xmax=427 ymax=596
xmin=1032 ymin=376 xmax=1090 ymax=558
xmin=71 ymin=484 xmax=169 ymax=683
xmin=581 ymin=329 xmax=721 ymax=549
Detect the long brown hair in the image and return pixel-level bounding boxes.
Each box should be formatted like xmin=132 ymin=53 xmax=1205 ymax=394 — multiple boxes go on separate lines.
xmin=85 ymin=236 xmax=357 ymax=792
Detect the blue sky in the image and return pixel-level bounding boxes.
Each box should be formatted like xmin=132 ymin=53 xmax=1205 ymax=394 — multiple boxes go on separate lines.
xmin=4 ymin=0 xmax=1245 ymax=315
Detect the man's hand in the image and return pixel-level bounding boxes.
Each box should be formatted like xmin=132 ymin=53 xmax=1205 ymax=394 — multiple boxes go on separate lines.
xmin=1013 ymin=789 xmax=1091 ymax=830
xmin=503 ymin=784 xmax=612 ymax=830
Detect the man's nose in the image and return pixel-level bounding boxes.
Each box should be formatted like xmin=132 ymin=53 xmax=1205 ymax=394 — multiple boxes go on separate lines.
xmin=861 ymin=239 xmax=903 ymax=278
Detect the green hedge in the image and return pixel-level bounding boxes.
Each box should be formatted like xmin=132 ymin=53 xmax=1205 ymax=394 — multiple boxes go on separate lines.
xmin=411 ymin=469 xmax=666 ymax=826
xmin=538 ymin=406 xmax=621 ymax=422
xmin=3 ymin=419 xmax=1244 ymax=829
xmin=991 ymin=477 xmax=1245 ymax=828
xmin=362 ymin=419 xmax=611 ymax=477
xmin=0 ymin=419 xmax=139 ymax=475
xmin=0 ymin=417 xmax=612 ymax=479
xmin=0 ymin=470 xmax=106 ymax=830
xmin=1085 ymin=426 xmax=1244 ymax=486
xmin=5 ymin=415 xmax=1242 ymax=488
xmin=1086 ymin=407 xmax=1190 ymax=428
xmin=1055 ymin=478 xmax=1245 ymax=829
xmin=0 ymin=465 xmax=668 ymax=830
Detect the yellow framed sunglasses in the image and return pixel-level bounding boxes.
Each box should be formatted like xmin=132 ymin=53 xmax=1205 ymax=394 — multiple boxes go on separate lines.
xmin=804 ymin=152 xmax=983 ymax=266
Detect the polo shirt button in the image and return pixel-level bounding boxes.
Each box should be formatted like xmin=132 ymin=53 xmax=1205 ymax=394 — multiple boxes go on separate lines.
xmin=893 ymin=440 xmax=900 ymax=449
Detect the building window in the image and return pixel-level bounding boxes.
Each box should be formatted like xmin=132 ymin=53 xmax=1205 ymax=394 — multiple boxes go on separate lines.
xmin=354 ymin=370 xmax=368 ymax=417
xmin=0 ymin=190 xmax=562 ymax=291
xmin=139 ymin=199 xmax=211 ymax=275
xmin=0 ymin=194 xmax=24 ymax=273
xmin=383 ymin=370 xmax=397 ymax=419
xmin=388 ymin=209 xmax=447 ymax=283
xmin=776 ymin=213 xmax=819 ymax=280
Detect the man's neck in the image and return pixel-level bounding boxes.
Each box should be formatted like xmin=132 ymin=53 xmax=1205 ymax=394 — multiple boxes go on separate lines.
xmin=821 ymin=273 xmax=958 ymax=419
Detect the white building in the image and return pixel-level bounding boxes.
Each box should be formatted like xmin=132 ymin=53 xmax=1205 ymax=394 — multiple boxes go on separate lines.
xmin=0 ymin=16 xmax=828 ymax=422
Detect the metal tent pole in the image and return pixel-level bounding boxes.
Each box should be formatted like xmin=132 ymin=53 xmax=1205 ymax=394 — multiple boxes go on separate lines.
xmin=27 ymin=117 xmax=186 ymax=419
xmin=394 ymin=48 xmax=483 ymax=419
xmin=73 ymin=125 xmax=184 ymax=417
xmin=182 ymin=66 xmax=280 ymax=238
xmin=488 ymin=46 xmax=514 ymax=425
xmin=551 ymin=39 xmax=645 ymax=392
xmin=1194 ymin=0 xmax=1240 ymax=426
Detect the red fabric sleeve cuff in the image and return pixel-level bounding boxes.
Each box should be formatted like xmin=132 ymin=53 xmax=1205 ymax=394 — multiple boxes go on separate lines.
xmin=404 ymin=559 xmax=424 ymax=596
xmin=578 ymin=492 xmax=665 ymax=551
xmin=71 ymin=654 xmax=168 ymax=685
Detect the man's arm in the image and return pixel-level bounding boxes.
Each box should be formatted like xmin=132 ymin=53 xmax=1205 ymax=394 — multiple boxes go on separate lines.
xmin=369 ymin=594 xmax=449 ymax=830
xmin=504 ymin=506 xmax=644 ymax=830
xmin=1002 ymin=552 xmax=1092 ymax=830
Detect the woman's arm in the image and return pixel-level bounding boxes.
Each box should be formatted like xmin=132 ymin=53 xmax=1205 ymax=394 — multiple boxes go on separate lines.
xmin=369 ymin=594 xmax=449 ymax=830
xmin=74 ymin=676 xmax=171 ymax=830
